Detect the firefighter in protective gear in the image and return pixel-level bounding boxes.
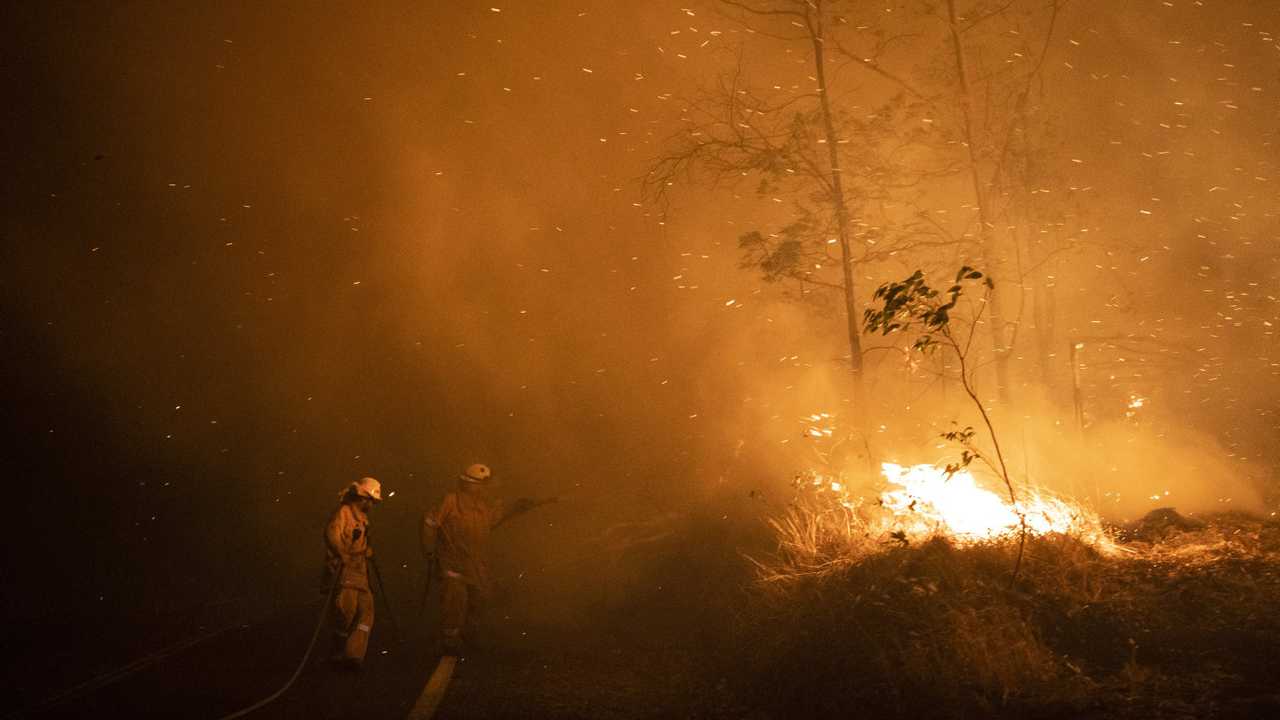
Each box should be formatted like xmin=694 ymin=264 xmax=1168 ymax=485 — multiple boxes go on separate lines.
xmin=421 ymin=463 xmax=537 ymax=654
xmin=325 ymin=476 xmax=381 ymax=669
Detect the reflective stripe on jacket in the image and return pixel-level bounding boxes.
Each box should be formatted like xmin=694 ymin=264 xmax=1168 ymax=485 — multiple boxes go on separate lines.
xmin=326 ymin=502 xmax=371 ymax=590
xmin=422 ymin=491 xmax=503 ymax=588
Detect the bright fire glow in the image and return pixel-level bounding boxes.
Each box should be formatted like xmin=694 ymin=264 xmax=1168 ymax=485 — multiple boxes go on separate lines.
xmin=879 ymin=462 xmax=1105 ymax=543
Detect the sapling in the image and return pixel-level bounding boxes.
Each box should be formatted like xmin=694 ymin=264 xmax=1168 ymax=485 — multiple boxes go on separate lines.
xmin=863 ymin=266 xmax=1029 ymax=582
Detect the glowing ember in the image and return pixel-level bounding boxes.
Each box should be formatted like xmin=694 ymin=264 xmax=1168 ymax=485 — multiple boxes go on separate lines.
xmin=1126 ymin=394 xmax=1147 ymax=419
xmin=879 ymin=463 xmax=1105 ymax=543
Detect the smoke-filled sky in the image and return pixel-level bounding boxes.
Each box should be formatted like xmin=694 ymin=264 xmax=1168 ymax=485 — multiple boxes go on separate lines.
xmin=3 ymin=0 xmax=1279 ymax=626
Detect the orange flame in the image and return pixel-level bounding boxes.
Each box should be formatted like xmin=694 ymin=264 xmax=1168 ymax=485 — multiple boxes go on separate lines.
xmin=879 ymin=462 xmax=1110 ymax=545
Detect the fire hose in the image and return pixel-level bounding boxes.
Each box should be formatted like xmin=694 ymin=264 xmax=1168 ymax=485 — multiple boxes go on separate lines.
xmin=186 ymin=497 xmax=561 ymax=719
xmin=369 ymin=554 xmax=403 ymax=645
xmin=212 ymin=571 xmax=341 ymax=720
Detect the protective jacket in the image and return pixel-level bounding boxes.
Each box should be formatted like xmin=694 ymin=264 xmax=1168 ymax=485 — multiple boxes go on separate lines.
xmin=422 ymin=491 xmax=504 ymax=589
xmin=326 ymin=502 xmax=372 ymax=590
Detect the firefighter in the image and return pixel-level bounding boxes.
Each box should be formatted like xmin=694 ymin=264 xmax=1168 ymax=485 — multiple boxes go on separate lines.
xmin=324 ymin=476 xmax=381 ymax=669
xmin=421 ymin=463 xmax=537 ymax=654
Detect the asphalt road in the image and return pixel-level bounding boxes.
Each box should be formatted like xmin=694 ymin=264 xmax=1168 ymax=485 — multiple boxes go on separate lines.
xmin=22 ymin=599 xmax=746 ymax=720
xmin=27 ymin=601 xmax=436 ymax=720
xmin=19 ymin=518 xmax=755 ymax=720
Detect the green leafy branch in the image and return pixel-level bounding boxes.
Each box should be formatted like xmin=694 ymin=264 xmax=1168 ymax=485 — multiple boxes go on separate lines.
xmin=864 ymin=266 xmax=1028 ymax=583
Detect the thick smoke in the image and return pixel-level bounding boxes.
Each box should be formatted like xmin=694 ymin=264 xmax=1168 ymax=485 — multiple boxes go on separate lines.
xmin=2 ymin=0 xmax=1278 ymax=636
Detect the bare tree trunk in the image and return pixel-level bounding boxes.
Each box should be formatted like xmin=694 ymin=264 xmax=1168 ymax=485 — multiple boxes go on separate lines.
xmin=806 ymin=0 xmax=866 ymax=410
xmin=1032 ymin=279 xmax=1055 ymax=388
xmin=1030 ymin=234 xmax=1058 ymax=392
xmin=1069 ymin=339 xmax=1085 ymax=436
xmin=946 ymin=0 xmax=1011 ymax=404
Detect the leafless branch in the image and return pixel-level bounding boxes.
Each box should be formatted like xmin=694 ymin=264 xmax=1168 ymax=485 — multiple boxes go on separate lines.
xmin=720 ymin=0 xmax=807 ymax=20
xmin=961 ymin=0 xmax=1021 ymax=33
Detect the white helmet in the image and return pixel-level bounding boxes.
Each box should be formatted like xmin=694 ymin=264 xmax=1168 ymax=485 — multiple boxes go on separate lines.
xmin=352 ymin=476 xmax=383 ymax=502
xmin=460 ymin=463 xmax=492 ymax=483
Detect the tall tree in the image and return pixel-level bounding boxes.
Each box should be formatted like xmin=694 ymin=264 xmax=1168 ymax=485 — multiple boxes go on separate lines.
xmin=650 ymin=0 xmax=1069 ymax=409
xmin=920 ymin=0 xmax=1064 ymax=402
xmin=834 ymin=0 xmax=1066 ymax=403
xmin=647 ymin=0 xmax=946 ymax=414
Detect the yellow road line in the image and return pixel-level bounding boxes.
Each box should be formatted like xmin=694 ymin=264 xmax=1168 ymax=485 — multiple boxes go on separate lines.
xmin=406 ymin=655 xmax=458 ymax=720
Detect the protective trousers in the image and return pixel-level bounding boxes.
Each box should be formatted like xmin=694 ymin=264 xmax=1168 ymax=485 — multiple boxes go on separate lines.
xmin=333 ymin=587 xmax=375 ymax=662
xmin=441 ymin=575 xmax=481 ymax=645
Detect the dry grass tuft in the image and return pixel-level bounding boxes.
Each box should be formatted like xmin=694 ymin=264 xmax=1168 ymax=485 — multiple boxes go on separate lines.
xmin=730 ymin=500 xmax=1280 ymax=719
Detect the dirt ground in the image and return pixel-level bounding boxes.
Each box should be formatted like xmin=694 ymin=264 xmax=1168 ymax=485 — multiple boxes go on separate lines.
xmin=1055 ymin=514 xmax=1280 ymax=720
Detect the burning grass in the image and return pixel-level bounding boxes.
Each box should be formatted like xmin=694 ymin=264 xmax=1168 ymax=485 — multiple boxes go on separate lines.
xmin=734 ymin=502 xmax=1280 ymax=719
xmin=755 ymin=462 xmax=1114 ymax=584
